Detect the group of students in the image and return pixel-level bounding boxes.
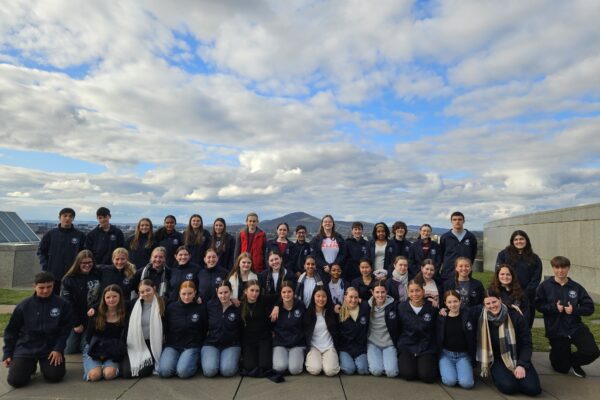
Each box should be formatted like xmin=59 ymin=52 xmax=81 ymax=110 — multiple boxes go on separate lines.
xmin=2 ymin=208 xmax=598 ymax=396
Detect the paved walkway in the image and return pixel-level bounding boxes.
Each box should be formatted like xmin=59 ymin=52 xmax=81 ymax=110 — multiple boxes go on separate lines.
xmin=0 ymin=348 xmax=597 ymax=400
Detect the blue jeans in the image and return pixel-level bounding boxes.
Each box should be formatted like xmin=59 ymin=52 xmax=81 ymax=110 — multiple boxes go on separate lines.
xmin=82 ymin=345 xmax=120 ymax=381
xmin=65 ymin=330 xmax=87 ymax=355
xmin=339 ymin=351 xmax=368 ymax=375
xmin=438 ymin=349 xmax=474 ymax=389
xmin=158 ymin=347 xmax=201 ymax=378
xmin=201 ymin=345 xmax=240 ymax=377
xmin=367 ymin=343 xmax=398 ymax=377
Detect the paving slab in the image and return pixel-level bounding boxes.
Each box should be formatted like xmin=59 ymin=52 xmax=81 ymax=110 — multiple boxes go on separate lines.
xmin=235 ymin=374 xmax=344 ymax=400
xmin=121 ymin=375 xmax=240 ymax=400
xmin=340 ymin=375 xmax=451 ymax=400
xmin=532 ymin=352 xmax=600 ymax=377
xmin=538 ymin=375 xmax=600 ymax=400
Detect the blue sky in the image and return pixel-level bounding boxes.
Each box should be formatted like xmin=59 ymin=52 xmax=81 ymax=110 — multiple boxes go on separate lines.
xmin=1 ymin=0 xmax=600 ymax=229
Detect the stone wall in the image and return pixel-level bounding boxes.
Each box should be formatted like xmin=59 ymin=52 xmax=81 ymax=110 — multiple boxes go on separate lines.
xmin=0 ymin=243 xmax=38 ymax=288
xmin=484 ymin=203 xmax=600 ymax=299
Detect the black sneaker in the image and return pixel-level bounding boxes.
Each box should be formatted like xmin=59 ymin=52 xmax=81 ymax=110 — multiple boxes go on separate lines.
xmin=572 ymin=365 xmax=586 ymax=378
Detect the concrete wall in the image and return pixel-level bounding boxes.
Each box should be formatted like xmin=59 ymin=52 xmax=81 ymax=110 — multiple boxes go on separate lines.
xmin=484 ymin=203 xmax=600 ymax=298
xmin=0 ymin=243 xmax=38 ymax=288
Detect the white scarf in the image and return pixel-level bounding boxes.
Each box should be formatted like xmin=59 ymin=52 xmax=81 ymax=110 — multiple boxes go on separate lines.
xmin=229 ymin=271 xmax=257 ymax=300
xmin=126 ymin=297 xmax=163 ymax=376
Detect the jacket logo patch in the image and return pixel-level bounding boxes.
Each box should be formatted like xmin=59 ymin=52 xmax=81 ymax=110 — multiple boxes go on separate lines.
xmin=71 ymin=238 xmax=79 ymax=244
xmin=466 ymin=321 xmax=473 ymax=331
xmin=431 ymin=249 xmax=436 ymax=255
xmin=227 ymin=312 xmax=236 ymax=322
xmin=123 ymin=278 xmax=130 ymax=285
xmin=359 ymin=316 xmax=367 ymax=325
xmin=294 ymin=309 xmax=301 ymax=318
xmin=423 ymin=313 xmax=432 ymax=322
xmin=303 ymin=249 xmax=309 ymax=255
xmin=388 ymin=311 xmax=396 ymax=319
xmin=191 ymin=313 xmax=199 ymax=322
xmin=110 ymin=234 xmax=117 ymax=241
xmin=215 ymin=277 xmax=223 ymax=284
xmin=50 ymin=307 xmax=60 ymax=318
xmin=464 ymin=239 xmax=470 ymax=246
xmin=470 ymin=290 xmax=478 ymax=297
xmin=185 ymin=273 xmax=193 ymax=280
xmin=173 ymin=239 xmax=179 ymax=245
xmin=569 ymin=290 xmax=577 ymax=299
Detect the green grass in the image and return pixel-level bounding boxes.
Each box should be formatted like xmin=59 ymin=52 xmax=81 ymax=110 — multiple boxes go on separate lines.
xmin=0 ymin=314 xmax=11 ymax=337
xmin=0 ymin=288 xmax=31 ymax=305
xmin=472 ymin=270 xmax=494 ymax=288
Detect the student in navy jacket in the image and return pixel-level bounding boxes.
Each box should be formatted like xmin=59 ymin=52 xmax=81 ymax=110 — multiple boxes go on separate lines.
xmin=386 ymin=221 xmax=412 ymax=274
xmin=183 ymin=214 xmax=211 ymax=268
xmin=337 ymin=287 xmax=370 ymax=375
xmin=37 ymin=207 xmax=86 ymax=294
xmin=154 ymin=215 xmax=184 ymax=268
xmin=327 ymin=264 xmax=347 ymax=306
xmin=535 ymin=256 xmax=599 ymax=378
xmin=496 ymin=230 xmax=542 ymax=328
xmin=296 ymin=256 xmax=329 ymax=308
xmin=310 ymin=214 xmax=346 ymax=274
xmin=350 ymin=259 xmax=376 ymax=302
xmin=97 ymin=248 xmax=136 ymax=304
xmin=367 ymin=280 xmax=400 ymax=377
xmin=210 ymin=218 xmax=236 ymax=271
xmin=265 ymin=222 xmax=295 ymax=272
xmin=3 ymin=272 xmax=73 ymax=388
xmin=439 ymin=211 xmax=477 ymax=283
xmin=289 ymin=225 xmax=311 ymax=277
xmin=443 ymin=257 xmax=484 ymax=311
xmin=396 ymin=280 xmax=438 ymax=383
xmin=437 ymin=290 xmax=476 ymax=389
xmin=158 ymin=281 xmax=207 ymax=379
xmin=271 ymin=281 xmax=306 ymax=375
xmin=130 ymin=246 xmax=170 ymax=300
xmin=85 ymin=207 xmax=125 ymax=266
xmin=167 ymin=246 xmax=201 ymax=304
xmin=408 ymin=224 xmax=440 ymax=278
xmin=387 ymin=256 xmax=410 ymax=303
xmin=345 ymin=222 xmax=368 ymax=282
xmin=490 ymin=265 xmax=530 ymax=324
xmin=61 ymin=249 xmax=101 ymax=354
xmin=201 ymin=281 xmax=242 ymax=377
xmin=197 ymin=249 xmax=229 ymax=303
xmin=367 ymin=222 xmax=390 ymax=279
xmin=259 ymin=250 xmax=296 ymax=296
xmin=125 ymin=218 xmax=156 ymax=270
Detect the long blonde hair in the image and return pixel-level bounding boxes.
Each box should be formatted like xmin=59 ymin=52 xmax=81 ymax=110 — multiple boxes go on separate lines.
xmin=112 ymin=247 xmax=136 ymax=278
xmin=339 ymin=287 xmax=359 ymax=322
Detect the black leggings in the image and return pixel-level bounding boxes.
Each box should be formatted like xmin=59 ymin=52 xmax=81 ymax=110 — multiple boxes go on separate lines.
xmin=7 ymin=357 xmax=65 ymax=388
xmin=549 ymin=326 xmax=600 ymax=373
xmin=241 ymin=338 xmax=272 ymax=376
xmin=398 ymin=351 xmax=437 ymax=383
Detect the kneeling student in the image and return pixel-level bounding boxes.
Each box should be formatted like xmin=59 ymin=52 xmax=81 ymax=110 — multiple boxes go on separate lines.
xmin=3 ymin=272 xmax=73 ymax=388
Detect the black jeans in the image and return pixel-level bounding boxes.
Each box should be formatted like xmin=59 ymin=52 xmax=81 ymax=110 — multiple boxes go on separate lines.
xmin=7 ymin=357 xmax=65 ymax=388
xmin=491 ymin=361 xmax=541 ymax=396
xmin=397 ymin=351 xmax=437 ymax=383
xmin=241 ymin=338 xmax=272 ymax=376
xmin=549 ymin=326 xmax=600 ymax=373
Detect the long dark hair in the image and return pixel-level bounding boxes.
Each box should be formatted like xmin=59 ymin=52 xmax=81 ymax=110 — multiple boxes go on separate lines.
xmin=129 ymin=218 xmax=154 ymax=250
xmin=184 ymin=214 xmax=205 ymax=247
xmin=505 ymin=230 xmax=536 ymax=265
xmin=96 ymin=285 xmax=126 ymax=330
xmin=240 ymin=279 xmax=261 ymax=325
xmin=372 ymin=222 xmax=390 ymax=241
xmin=210 ymin=217 xmax=229 ymax=254
xmin=490 ymin=264 xmax=525 ymax=303
xmin=155 ymin=215 xmax=177 ymax=242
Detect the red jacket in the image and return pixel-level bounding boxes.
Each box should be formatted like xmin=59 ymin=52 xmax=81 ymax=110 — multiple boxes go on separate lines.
xmin=239 ymin=229 xmax=266 ymax=273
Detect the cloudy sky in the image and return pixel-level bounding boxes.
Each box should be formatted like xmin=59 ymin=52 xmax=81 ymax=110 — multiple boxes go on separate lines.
xmin=1 ymin=0 xmax=599 ymax=229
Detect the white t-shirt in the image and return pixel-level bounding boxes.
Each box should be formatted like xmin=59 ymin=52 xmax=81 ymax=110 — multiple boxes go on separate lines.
xmin=321 ymin=237 xmax=339 ymax=264
xmin=311 ymin=312 xmax=334 ymax=352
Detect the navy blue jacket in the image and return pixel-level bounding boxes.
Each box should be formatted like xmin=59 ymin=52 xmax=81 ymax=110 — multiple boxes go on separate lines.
xmin=258 ymin=267 xmax=296 ymax=295
xmin=289 ymin=240 xmax=311 ymax=275
xmin=131 ymin=264 xmax=171 ymax=299
xmin=396 ymin=301 xmax=438 ymax=356
xmin=98 ymin=264 xmax=135 ymax=304
xmin=439 ymin=230 xmax=478 ymax=282
xmin=167 ymin=262 xmax=201 ymax=304
xmin=37 ymin=225 xmax=86 ymax=280
xmin=265 ymin=239 xmax=295 ymax=272
xmin=304 ymin=306 xmax=338 ymax=348
xmin=164 ymin=300 xmax=207 ymax=351
xmin=61 ymin=269 xmax=101 ymax=328
xmin=155 ymin=229 xmax=184 ymax=268
xmin=85 ymin=224 xmax=125 ymax=265
xmin=483 ymin=307 xmax=534 ymax=369
xmin=496 ymin=249 xmax=542 ymax=296
xmin=213 ymin=233 xmax=236 ymax=271
xmin=386 ymin=278 xmax=409 ymax=303
xmin=345 ymin=237 xmax=368 ymax=282
xmin=125 ymin=233 xmax=156 ymax=270
xmin=295 ymin=271 xmax=330 ymax=307
xmin=185 ymin=229 xmax=212 ymax=268
xmin=497 ymin=286 xmax=531 ymax=325
xmin=385 ymin=238 xmax=411 ymax=274
xmin=272 ymin=300 xmax=306 ymax=348
xmin=337 ymin=302 xmax=370 ymax=357
xmin=443 ymin=278 xmax=485 ymax=309
xmin=204 ymin=299 xmax=242 ymax=349
xmin=351 ymin=276 xmax=375 ymax=302
xmin=197 ymin=266 xmax=229 ymax=303
xmin=535 ymin=277 xmax=595 ymax=339
xmin=436 ymin=309 xmax=477 ymax=362
xmin=310 ymin=233 xmax=347 ymax=271
xmin=3 ymin=294 xmax=73 ymax=360
xmin=408 ymin=238 xmax=441 ymax=278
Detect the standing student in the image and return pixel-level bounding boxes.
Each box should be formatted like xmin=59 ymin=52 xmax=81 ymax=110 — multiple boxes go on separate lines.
xmin=265 ymin=222 xmax=294 ymax=272
xmin=496 ymin=230 xmax=542 ymax=328
xmin=296 ymin=256 xmax=328 ymax=308
xmin=2 ymin=272 xmax=73 ymax=388
xmin=234 ymin=212 xmax=267 ymax=273
xmin=386 ymin=221 xmax=412 ymax=274
xmin=183 ymin=214 xmax=211 ymax=268
xmin=408 ymin=224 xmax=440 ymax=278
xmin=272 ymin=282 xmax=306 ymax=376
xmin=197 ymin=249 xmax=229 ymax=303
xmin=167 ymin=246 xmax=201 ymax=304
xmin=439 ymin=211 xmax=478 ymax=283
xmin=85 ymin=207 xmax=125 ymax=265
xmin=477 ymin=290 xmax=541 ymax=396
xmin=159 ymin=281 xmax=207 ymax=379
xmin=437 ymin=290 xmax=475 ymax=389
xmin=228 ymin=252 xmax=258 ymax=306
xmin=37 ymin=207 xmax=86 ymax=294
xmin=97 ymin=248 xmax=136 ymax=303
xmin=239 ymin=280 xmax=279 ymax=377
xmin=396 ymin=280 xmax=438 ymax=383
xmin=443 ymin=257 xmax=484 ymax=310
xmin=131 ymin=246 xmax=170 ymax=299
xmin=345 ymin=222 xmax=368 ymax=283
xmin=368 ymin=222 xmax=390 ymax=279
xmin=125 ymin=218 xmax=156 ymax=270
xmin=387 ymin=256 xmax=409 ymax=303
xmin=337 ymin=287 xmax=370 ymax=375
xmin=351 ymin=259 xmax=375 ymax=302
xmin=535 ymin=256 xmax=600 ymax=378
xmin=210 ymin=218 xmax=235 ymax=271
xmin=328 ymin=264 xmax=346 ymax=306
xmin=201 ymin=281 xmax=242 ymax=377
xmin=121 ymin=279 xmax=165 ymax=379
xmin=61 ymin=250 xmax=101 ymax=354
xmin=290 ymin=225 xmax=311 ymax=278
xmin=259 ymin=250 xmax=296 ymax=295
xmin=367 ymin=280 xmax=399 ymax=377
xmin=83 ymin=285 xmax=126 ymax=382
xmin=490 ymin=265 xmax=530 ymax=323
xmin=304 ymin=287 xmax=340 ymax=376
xmin=154 ymin=215 xmax=183 ymax=268
xmin=310 ymin=214 xmax=346 ymax=274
